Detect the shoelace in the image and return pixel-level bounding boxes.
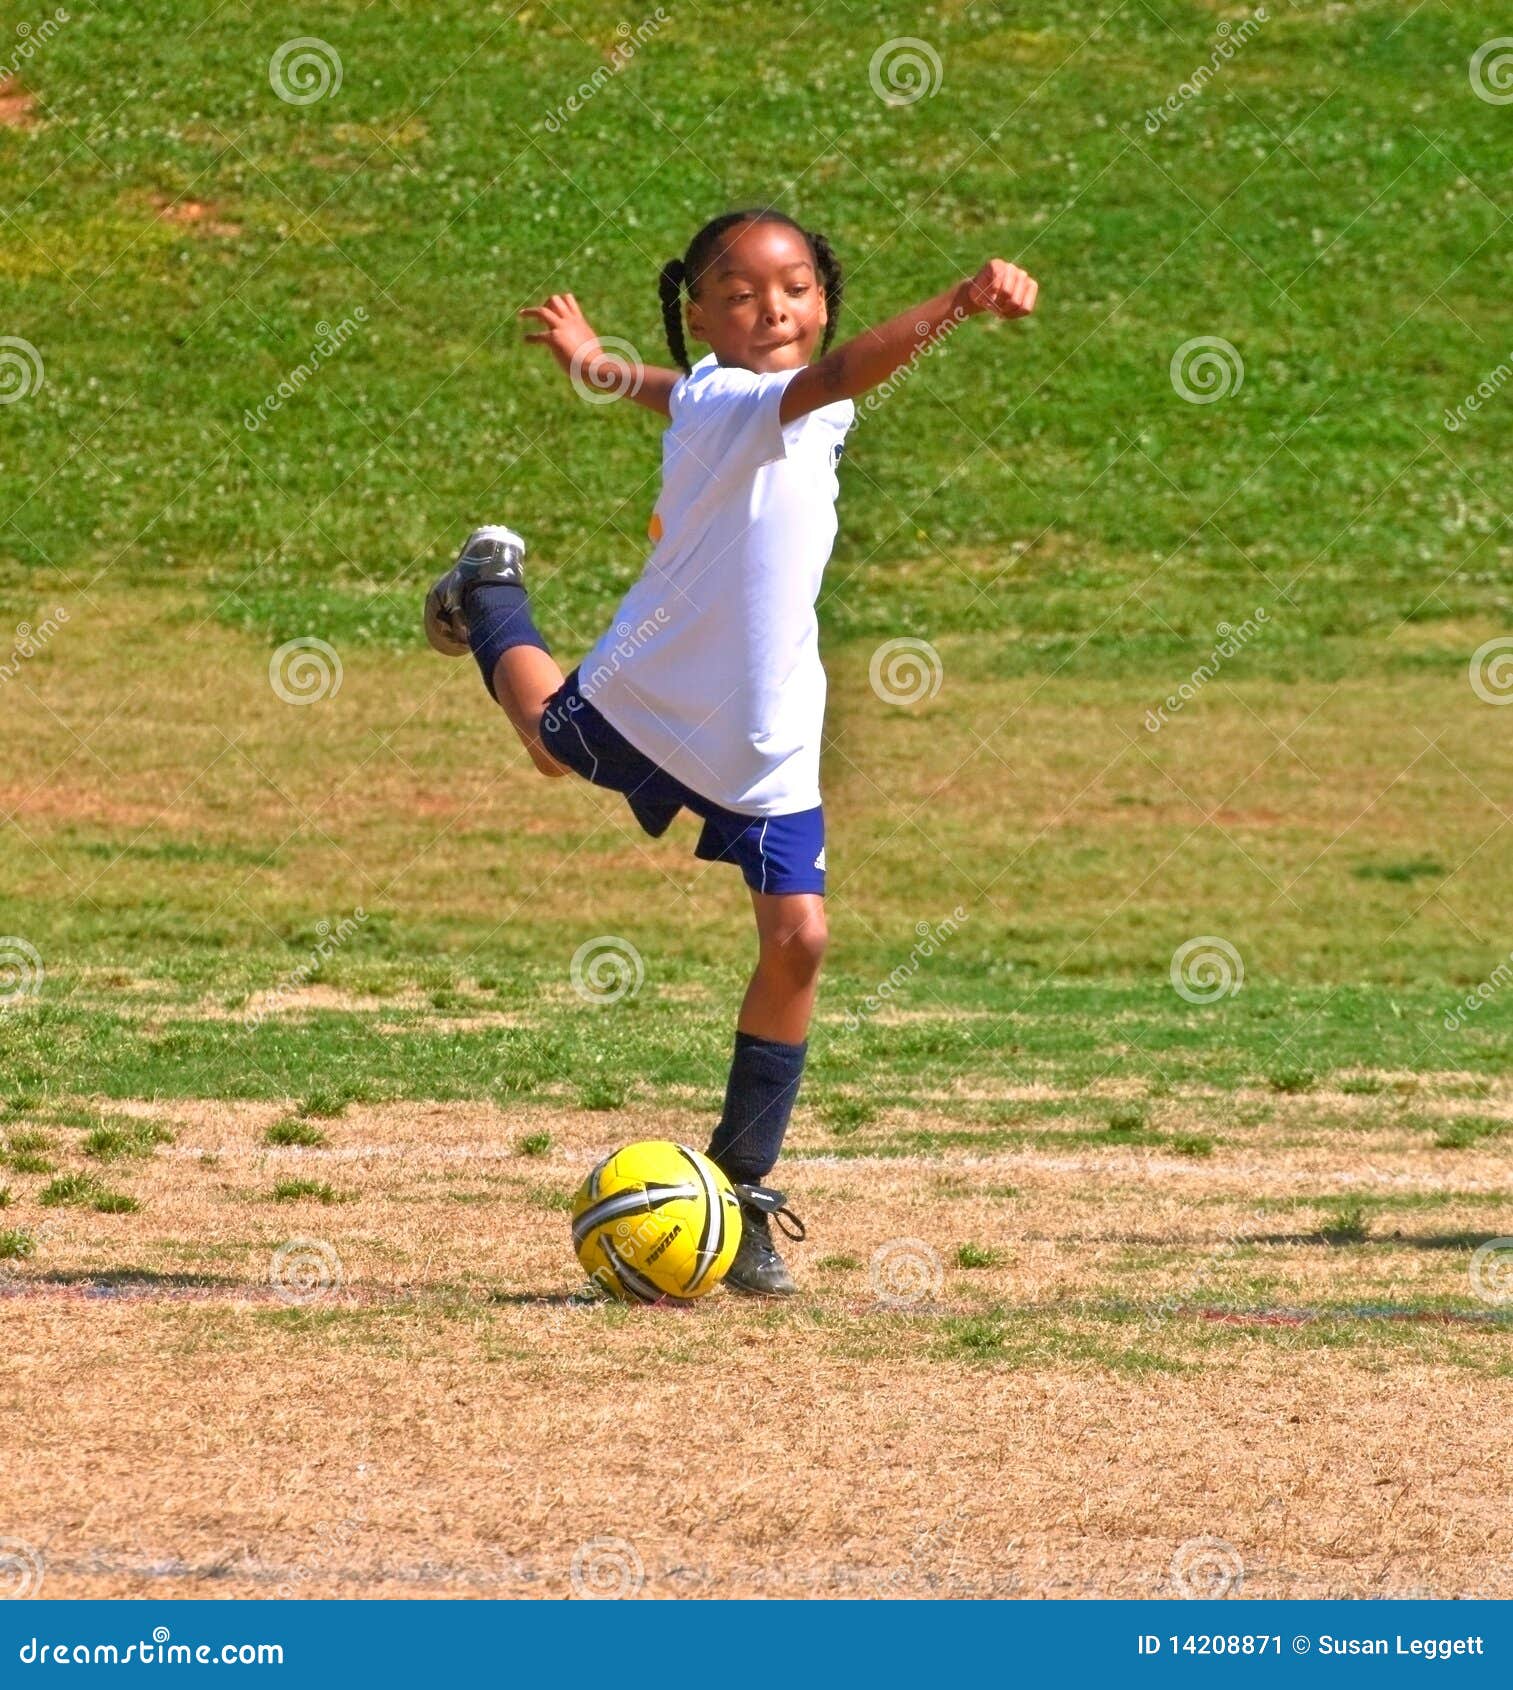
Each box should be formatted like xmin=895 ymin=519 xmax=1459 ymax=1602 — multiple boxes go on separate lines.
xmin=733 ymin=1182 xmax=807 ymax=1242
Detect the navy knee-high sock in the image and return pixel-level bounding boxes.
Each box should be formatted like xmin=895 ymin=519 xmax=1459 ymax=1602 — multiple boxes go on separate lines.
xmin=706 ymin=1030 xmax=808 ymax=1187
xmin=466 ymin=582 xmax=551 ymax=701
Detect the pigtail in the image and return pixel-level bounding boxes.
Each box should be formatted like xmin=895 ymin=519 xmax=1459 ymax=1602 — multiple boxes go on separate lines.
xmin=808 ymin=230 xmax=844 ymax=356
xmin=659 ymin=258 xmax=691 ymax=374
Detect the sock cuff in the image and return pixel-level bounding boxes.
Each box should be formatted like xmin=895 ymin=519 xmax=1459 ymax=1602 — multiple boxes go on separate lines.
xmin=734 ymin=1029 xmax=807 ymax=1060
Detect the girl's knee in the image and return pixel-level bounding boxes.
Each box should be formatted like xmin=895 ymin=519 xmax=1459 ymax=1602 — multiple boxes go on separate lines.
xmin=763 ymin=909 xmax=828 ymax=980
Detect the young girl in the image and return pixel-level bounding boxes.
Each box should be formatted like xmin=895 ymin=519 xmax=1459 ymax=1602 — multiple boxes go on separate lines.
xmin=425 ymin=206 xmax=1037 ymax=1296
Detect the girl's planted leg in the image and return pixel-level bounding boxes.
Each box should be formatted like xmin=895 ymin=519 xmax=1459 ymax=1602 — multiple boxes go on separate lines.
xmin=709 ymin=890 xmax=827 ymax=1296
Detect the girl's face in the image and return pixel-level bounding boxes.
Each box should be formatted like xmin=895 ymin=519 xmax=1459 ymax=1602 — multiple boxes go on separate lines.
xmin=686 ymin=220 xmax=828 ymax=374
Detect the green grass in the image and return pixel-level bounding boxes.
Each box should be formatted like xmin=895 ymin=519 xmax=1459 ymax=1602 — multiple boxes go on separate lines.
xmin=1319 ymin=1201 xmax=1371 ymax=1246
xmin=265 ymin=1119 xmax=330 ymax=1148
xmin=82 ymin=1121 xmax=174 ymax=1162
xmin=0 ymin=4 xmax=1510 ymax=1164
xmin=953 ymin=1243 xmax=1003 ymax=1270
xmin=0 ymin=1230 xmax=35 ymax=1261
xmin=38 ymin=1173 xmax=139 ymax=1213
xmin=271 ymin=1180 xmax=346 ymax=1205
xmin=517 ymin=1133 xmax=553 ymax=1158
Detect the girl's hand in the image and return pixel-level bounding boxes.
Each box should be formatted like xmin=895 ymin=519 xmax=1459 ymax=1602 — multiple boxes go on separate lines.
xmin=959 ymin=259 xmax=1038 ymax=320
xmin=518 ymin=292 xmax=602 ymax=378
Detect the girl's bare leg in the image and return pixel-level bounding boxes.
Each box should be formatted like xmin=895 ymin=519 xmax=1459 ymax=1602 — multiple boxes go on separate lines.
xmin=738 ymin=890 xmax=828 ymax=1044
xmin=490 ymin=645 xmax=570 ymax=776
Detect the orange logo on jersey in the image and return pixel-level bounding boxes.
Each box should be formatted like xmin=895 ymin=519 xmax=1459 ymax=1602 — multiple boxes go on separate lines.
xmin=648 ymin=512 xmax=664 ymax=543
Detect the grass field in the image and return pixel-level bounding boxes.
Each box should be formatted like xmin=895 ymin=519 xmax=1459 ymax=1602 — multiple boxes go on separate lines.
xmin=2 ymin=0 xmax=1512 ymax=1601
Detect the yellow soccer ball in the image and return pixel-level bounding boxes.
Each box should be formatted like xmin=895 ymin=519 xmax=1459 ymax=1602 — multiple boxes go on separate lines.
xmin=571 ymin=1140 xmax=742 ymax=1303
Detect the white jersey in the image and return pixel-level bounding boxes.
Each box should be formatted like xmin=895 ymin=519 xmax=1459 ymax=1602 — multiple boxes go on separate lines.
xmin=577 ymin=352 xmax=854 ymax=816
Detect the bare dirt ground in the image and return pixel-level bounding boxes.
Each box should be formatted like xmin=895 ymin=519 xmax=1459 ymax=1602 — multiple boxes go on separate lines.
xmin=2 ymin=1097 xmax=1509 ymax=1600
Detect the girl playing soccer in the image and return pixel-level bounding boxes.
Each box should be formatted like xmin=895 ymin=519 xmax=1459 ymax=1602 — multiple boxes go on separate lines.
xmin=424 ymin=206 xmax=1037 ymax=1295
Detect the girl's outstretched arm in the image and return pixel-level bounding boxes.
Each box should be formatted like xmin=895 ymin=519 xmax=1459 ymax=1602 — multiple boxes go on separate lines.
xmin=519 ymin=292 xmax=679 ymax=416
xmin=779 ymin=258 xmax=1038 ymax=426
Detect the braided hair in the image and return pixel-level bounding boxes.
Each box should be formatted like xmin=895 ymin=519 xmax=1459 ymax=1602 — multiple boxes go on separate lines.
xmin=658 ymin=207 xmax=843 ymax=375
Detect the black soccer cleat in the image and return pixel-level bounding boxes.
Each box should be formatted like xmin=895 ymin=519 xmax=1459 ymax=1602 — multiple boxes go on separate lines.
xmin=424 ymin=524 xmax=527 ymax=656
xmin=724 ymin=1182 xmax=807 ymax=1298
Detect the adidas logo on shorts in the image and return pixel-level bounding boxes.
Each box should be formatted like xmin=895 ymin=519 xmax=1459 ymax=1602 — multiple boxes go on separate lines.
xmin=813 ymin=847 xmax=826 ymax=871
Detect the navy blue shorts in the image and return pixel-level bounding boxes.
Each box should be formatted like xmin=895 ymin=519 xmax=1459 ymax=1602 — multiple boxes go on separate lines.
xmin=539 ymin=669 xmax=826 ymax=897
